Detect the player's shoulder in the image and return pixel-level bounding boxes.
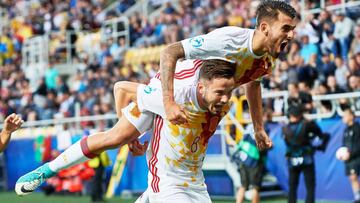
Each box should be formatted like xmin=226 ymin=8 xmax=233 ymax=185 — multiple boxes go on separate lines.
xmin=174 ymin=85 xmax=195 ymax=104
xmin=175 ymin=59 xmax=200 ymax=71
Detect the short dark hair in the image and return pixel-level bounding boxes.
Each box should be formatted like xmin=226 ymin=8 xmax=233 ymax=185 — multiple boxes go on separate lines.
xmin=256 ymin=0 xmax=297 ymax=27
xmin=199 ymin=59 xmax=236 ymax=81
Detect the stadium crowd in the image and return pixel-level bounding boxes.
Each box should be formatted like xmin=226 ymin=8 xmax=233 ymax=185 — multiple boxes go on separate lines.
xmin=0 ymin=0 xmax=359 ymax=123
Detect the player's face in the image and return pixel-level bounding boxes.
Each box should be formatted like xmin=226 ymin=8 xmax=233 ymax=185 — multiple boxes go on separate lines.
xmin=199 ymin=77 xmax=235 ymax=115
xmin=267 ymin=12 xmax=297 ymax=58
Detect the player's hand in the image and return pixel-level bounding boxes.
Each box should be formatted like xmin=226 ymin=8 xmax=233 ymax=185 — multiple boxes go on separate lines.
xmin=128 ymin=140 xmax=149 ymax=156
xmin=3 ymin=113 xmax=24 ymax=134
xmin=164 ymin=101 xmax=188 ymax=125
xmin=254 ymin=129 xmax=272 ymax=151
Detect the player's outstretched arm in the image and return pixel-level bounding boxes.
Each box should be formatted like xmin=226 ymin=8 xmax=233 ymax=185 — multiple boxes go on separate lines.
xmin=0 ymin=113 xmax=24 ymax=152
xmin=245 ymin=81 xmax=272 ymax=150
xmin=160 ymin=42 xmax=187 ymax=125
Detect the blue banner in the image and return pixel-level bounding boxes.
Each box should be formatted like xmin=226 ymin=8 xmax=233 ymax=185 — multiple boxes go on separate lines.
xmin=266 ymin=118 xmax=353 ymax=201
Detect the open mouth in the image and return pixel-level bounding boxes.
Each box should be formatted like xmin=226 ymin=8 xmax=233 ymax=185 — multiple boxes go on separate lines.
xmin=280 ymin=41 xmax=288 ymax=52
xmin=214 ymin=105 xmax=223 ymax=111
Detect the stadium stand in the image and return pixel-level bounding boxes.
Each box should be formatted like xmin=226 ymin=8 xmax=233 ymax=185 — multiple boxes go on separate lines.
xmin=1 ymin=0 xmax=360 ymax=201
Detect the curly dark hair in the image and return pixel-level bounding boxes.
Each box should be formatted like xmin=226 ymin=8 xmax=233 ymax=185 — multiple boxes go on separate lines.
xmin=256 ymin=0 xmax=297 ymax=27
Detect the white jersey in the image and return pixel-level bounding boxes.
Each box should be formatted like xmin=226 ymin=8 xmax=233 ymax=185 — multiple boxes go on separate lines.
xmin=135 ymin=60 xmax=230 ymax=195
xmin=181 ymin=26 xmax=276 ymax=85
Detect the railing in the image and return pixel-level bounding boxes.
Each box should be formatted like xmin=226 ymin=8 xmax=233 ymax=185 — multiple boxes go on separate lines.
xmin=101 ymin=16 xmax=130 ymax=47
xmin=4 ymin=91 xmax=359 ymax=138
xmin=49 ymin=31 xmax=78 ymax=65
xmin=260 ymin=91 xmax=360 ymax=122
xmin=21 ymin=35 xmax=49 ymax=91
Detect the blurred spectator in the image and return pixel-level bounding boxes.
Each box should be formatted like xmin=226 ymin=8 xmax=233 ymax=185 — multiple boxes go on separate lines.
xmin=333 ymin=11 xmax=355 ymax=60
xmin=118 ymin=0 xmax=136 ymax=13
xmin=334 ymin=56 xmax=350 ymax=90
xmin=315 ymin=10 xmax=336 ymax=55
xmin=348 ymin=56 xmax=360 ymax=76
xmin=88 ymin=151 xmax=111 ymax=202
xmin=327 ymin=75 xmax=345 ymax=94
xmin=287 ymin=41 xmax=302 ymax=68
xmin=279 ymin=60 xmax=298 ymax=87
xmin=300 ymin=35 xmax=318 ymax=67
xmin=45 ymin=64 xmax=59 ymax=90
xmin=348 ymin=75 xmax=360 ymax=92
xmin=350 ymin=25 xmax=360 ymax=56
xmin=287 ymin=83 xmax=313 ymax=113
xmin=318 ymin=52 xmax=336 ymax=82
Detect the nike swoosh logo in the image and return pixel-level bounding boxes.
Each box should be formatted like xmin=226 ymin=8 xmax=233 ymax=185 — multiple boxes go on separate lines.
xmin=20 ymin=185 xmax=34 ymax=193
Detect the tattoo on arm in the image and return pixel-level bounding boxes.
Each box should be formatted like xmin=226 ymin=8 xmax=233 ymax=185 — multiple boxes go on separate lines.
xmin=160 ymin=42 xmax=185 ymax=103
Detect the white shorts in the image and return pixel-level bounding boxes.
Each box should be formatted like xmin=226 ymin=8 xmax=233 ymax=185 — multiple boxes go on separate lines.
xmin=135 ymin=187 xmax=212 ymax=203
xmin=121 ymin=102 xmax=154 ymax=134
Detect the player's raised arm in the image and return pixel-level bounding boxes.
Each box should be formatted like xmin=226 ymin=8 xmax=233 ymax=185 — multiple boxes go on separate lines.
xmin=245 ymin=81 xmax=272 ymax=151
xmin=0 ymin=113 xmax=24 ymax=152
xmin=160 ymin=28 xmax=230 ymax=125
xmin=160 ymin=42 xmax=187 ymax=125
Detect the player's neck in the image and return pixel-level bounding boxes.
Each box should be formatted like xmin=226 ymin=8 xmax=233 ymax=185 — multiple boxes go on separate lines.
xmin=252 ymin=29 xmax=268 ymax=56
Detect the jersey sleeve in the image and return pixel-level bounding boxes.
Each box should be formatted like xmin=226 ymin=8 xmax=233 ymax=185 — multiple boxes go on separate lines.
xmin=136 ymin=78 xmax=191 ymax=118
xmin=181 ymin=27 xmax=234 ymax=60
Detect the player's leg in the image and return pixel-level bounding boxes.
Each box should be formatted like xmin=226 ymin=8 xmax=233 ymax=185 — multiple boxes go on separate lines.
xmin=236 ymin=186 xmax=246 ymax=203
xmin=303 ymin=164 xmax=315 ymax=203
xmin=249 ymin=163 xmax=264 ymax=203
xmin=15 ymin=103 xmax=153 ymax=196
xmin=236 ymin=163 xmax=249 ymax=203
xmin=349 ymin=172 xmax=360 ymax=202
xmin=288 ymin=166 xmax=300 ymax=203
xmin=113 ymin=81 xmax=139 ymax=117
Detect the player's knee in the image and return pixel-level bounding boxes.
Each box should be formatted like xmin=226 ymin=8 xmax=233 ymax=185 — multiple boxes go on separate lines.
xmin=113 ymin=81 xmax=137 ymax=99
xmin=114 ymin=81 xmax=127 ymax=96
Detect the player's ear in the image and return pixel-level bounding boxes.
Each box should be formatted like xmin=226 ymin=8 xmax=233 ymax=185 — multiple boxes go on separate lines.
xmin=198 ymin=81 xmax=205 ymax=95
xmin=260 ymin=21 xmax=270 ymax=37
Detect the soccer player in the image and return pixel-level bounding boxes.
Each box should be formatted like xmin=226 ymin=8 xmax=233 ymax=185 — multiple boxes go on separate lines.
xmin=16 ymin=0 xmax=298 ymax=195
xmin=340 ymin=109 xmax=360 ymax=203
xmin=0 ymin=113 xmax=24 ymax=152
xmin=157 ymin=0 xmax=297 ymax=150
xmin=133 ymin=59 xmax=237 ymax=203
xmin=15 ymin=59 xmax=216 ymax=196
